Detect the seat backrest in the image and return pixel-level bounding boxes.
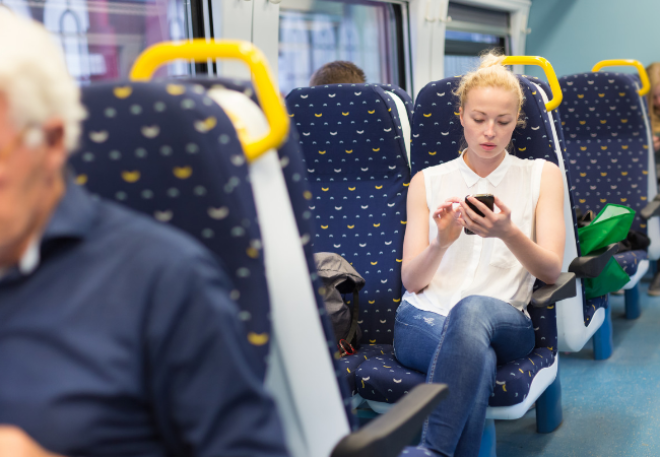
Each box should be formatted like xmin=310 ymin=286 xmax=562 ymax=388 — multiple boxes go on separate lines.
xmin=286 ymin=83 xmax=411 ymax=346
xmin=69 ymin=82 xmax=272 ymax=378
xmin=374 ymin=83 xmax=414 ymax=120
xmin=183 ymin=77 xmax=357 ymax=423
xmin=559 ymin=72 xmax=655 ymax=238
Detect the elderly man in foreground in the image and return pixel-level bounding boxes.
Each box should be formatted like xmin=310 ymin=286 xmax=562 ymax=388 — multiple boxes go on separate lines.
xmin=0 ymin=10 xmax=288 ymax=457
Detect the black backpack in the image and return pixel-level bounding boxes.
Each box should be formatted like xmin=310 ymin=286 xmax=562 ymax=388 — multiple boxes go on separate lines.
xmin=314 ymin=253 xmax=365 ymax=356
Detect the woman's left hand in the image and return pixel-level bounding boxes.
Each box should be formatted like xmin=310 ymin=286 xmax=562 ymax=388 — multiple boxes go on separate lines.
xmin=458 ymin=196 xmax=514 ymax=240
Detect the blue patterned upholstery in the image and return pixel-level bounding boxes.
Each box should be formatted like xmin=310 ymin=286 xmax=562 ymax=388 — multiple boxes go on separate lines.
xmin=338 ymin=344 xmax=393 ymax=394
xmin=353 ymin=304 xmax=557 ymax=408
xmin=526 ymin=77 xmax=610 ymax=326
xmin=286 ymin=83 xmax=411 ymax=346
xmin=584 ymin=294 xmax=608 ymax=325
xmin=68 ymin=82 xmax=272 ymax=378
xmin=559 ymin=72 xmax=651 ymax=235
xmin=355 ymin=348 xmax=424 ymax=403
xmin=180 ymin=77 xmax=359 ymax=425
xmin=614 ymin=249 xmax=648 ymax=276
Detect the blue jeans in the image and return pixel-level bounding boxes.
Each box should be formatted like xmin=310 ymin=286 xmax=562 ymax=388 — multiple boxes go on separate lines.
xmin=393 ymin=296 xmax=535 ymax=457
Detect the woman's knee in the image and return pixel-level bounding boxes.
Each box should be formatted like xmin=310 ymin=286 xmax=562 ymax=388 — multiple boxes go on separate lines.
xmin=450 ymin=296 xmax=493 ymax=329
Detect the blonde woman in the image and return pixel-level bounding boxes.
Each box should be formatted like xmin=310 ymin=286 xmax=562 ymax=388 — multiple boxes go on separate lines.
xmin=395 ymin=53 xmax=565 ymax=456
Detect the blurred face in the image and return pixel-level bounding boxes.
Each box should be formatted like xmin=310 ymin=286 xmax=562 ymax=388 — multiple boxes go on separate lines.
xmin=0 ymin=95 xmax=66 ymax=266
xmin=459 ymin=86 xmax=519 ymax=163
xmin=653 ymin=84 xmax=660 ymax=110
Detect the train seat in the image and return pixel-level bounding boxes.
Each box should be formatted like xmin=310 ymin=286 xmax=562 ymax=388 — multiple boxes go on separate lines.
xmin=68 ymin=81 xmax=273 ymax=379
xmin=198 ymin=77 xmax=448 ymax=457
xmin=181 ymin=77 xmax=358 ymax=418
xmin=285 ymin=83 xmax=412 ymax=406
xmin=524 ymin=76 xmax=615 ymax=332
xmin=402 ymin=75 xmax=566 ymax=426
xmin=559 ymin=71 xmax=657 ymax=319
xmin=411 ymin=72 xmax=614 ymax=359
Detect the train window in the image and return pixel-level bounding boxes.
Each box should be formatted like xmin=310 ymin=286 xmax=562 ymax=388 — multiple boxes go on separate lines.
xmin=278 ymin=0 xmax=409 ymax=95
xmin=444 ymin=2 xmax=509 ymax=77
xmin=0 ymin=0 xmax=195 ymax=82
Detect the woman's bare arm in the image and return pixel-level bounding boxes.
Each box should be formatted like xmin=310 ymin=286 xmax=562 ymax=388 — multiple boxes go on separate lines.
xmin=401 ymin=172 xmax=463 ymax=293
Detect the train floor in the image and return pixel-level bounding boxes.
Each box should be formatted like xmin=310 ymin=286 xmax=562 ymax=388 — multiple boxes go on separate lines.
xmin=497 ymin=274 xmax=660 ymax=457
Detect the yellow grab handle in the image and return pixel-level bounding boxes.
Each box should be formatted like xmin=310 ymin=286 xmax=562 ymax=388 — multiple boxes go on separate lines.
xmin=130 ymin=39 xmax=289 ymax=163
xmin=502 ymin=56 xmax=563 ymax=112
xmin=591 ymin=59 xmax=650 ymax=96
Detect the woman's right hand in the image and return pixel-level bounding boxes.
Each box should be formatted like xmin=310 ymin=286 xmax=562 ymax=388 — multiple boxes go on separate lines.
xmin=432 ymin=198 xmax=463 ymax=249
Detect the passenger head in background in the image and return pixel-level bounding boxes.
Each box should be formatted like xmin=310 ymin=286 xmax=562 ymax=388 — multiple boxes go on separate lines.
xmin=645 ymin=62 xmax=660 ymax=151
xmin=454 ymin=51 xmax=525 ymax=169
xmin=0 ymin=8 xmax=85 ymax=270
xmin=309 ymin=61 xmax=366 ymax=86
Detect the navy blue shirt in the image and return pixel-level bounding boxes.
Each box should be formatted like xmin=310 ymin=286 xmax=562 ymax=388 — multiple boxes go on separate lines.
xmin=0 ymin=182 xmax=288 ymax=457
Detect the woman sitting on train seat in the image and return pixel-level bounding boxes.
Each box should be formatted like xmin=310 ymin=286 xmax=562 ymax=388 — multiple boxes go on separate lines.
xmin=0 ymin=11 xmax=287 ymax=457
xmin=309 ymin=60 xmax=366 ymax=86
xmin=396 ymin=53 xmax=565 ymax=457
xmin=644 ymin=62 xmax=660 ymax=296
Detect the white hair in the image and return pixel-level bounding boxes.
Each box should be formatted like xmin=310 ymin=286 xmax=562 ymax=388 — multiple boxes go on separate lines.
xmin=0 ymin=9 xmax=86 ymax=152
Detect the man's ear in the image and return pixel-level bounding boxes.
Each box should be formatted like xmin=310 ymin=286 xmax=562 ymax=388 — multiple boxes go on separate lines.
xmin=42 ymin=118 xmax=67 ymax=172
xmin=459 ymin=106 xmax=464 ymax=127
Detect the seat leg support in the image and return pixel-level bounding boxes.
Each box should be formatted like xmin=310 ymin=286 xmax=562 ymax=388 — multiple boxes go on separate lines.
xmin=478 ymin=419 xmax=496 ymax=457
xmin=625 ymin=284 xmax=641 ymax=320
xmin=593 ymin=305 xmax=613 ymax=360
xmin=535 ymin=371 xmax=562 ymax=433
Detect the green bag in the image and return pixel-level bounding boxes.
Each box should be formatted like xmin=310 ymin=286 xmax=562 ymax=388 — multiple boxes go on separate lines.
xmin=577 ymin=204 xmax=635 ymax=299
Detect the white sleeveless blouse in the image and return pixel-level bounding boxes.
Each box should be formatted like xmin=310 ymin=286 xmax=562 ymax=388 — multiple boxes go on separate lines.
xmin=402 ymin=152 xmax=545 ymax=317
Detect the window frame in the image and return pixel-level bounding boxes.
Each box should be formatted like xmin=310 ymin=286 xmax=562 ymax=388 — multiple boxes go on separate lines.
xmin=435 ymin=0 xmax=531 ymax=78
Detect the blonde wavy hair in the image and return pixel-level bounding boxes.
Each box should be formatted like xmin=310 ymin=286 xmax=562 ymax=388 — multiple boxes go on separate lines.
xmin=646 ymin=62 xmax=660 ymax=134
xmin=454 ymin=51 xmax=526 ymax=129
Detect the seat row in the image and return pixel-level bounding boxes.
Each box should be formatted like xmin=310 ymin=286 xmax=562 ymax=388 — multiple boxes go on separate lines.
xmin=68 ymin=41 xmax=658 ymax=457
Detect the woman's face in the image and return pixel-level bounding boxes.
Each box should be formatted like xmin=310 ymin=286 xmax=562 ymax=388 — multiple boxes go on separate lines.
xmin=459 ymin=86 xmax=519 ymax=161
xmin=652 ymin=84 xmax=660 ymax=110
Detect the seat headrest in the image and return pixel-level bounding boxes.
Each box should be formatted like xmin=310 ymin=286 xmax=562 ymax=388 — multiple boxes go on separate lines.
xmin=559 ymin=72 xmax=647 ymax=141
xmin=286 ymin=83 xmax=409 ymax=180
xmin=410 ymin=75 xmax=560 ymax=175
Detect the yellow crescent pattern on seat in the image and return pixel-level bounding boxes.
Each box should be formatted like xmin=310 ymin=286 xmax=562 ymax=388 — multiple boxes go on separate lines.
xmin=248 ymin=332 xmax=270 ymax=346
xmin=122 ymin=171 xmax=141 ymax=183
xmin=173 ymin=166 xmax=192 ymax=179
xmin=113 ymin=86 xmax=133 ymax=99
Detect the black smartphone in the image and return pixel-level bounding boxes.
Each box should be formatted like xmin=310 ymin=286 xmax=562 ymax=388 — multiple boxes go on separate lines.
xmin=464 ymin=194 xmax=495 ymax=235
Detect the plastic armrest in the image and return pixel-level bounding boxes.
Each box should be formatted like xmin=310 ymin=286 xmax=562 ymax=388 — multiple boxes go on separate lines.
xmin=530 ymin=272 xmax=577 ymax=308
xmin=568 ymin=243 xmax=619 ymax=278
xmin=641 ymin=199 xmax=660 ymax=220
xmin=330 ymin=384 xmax=449 ymax=457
